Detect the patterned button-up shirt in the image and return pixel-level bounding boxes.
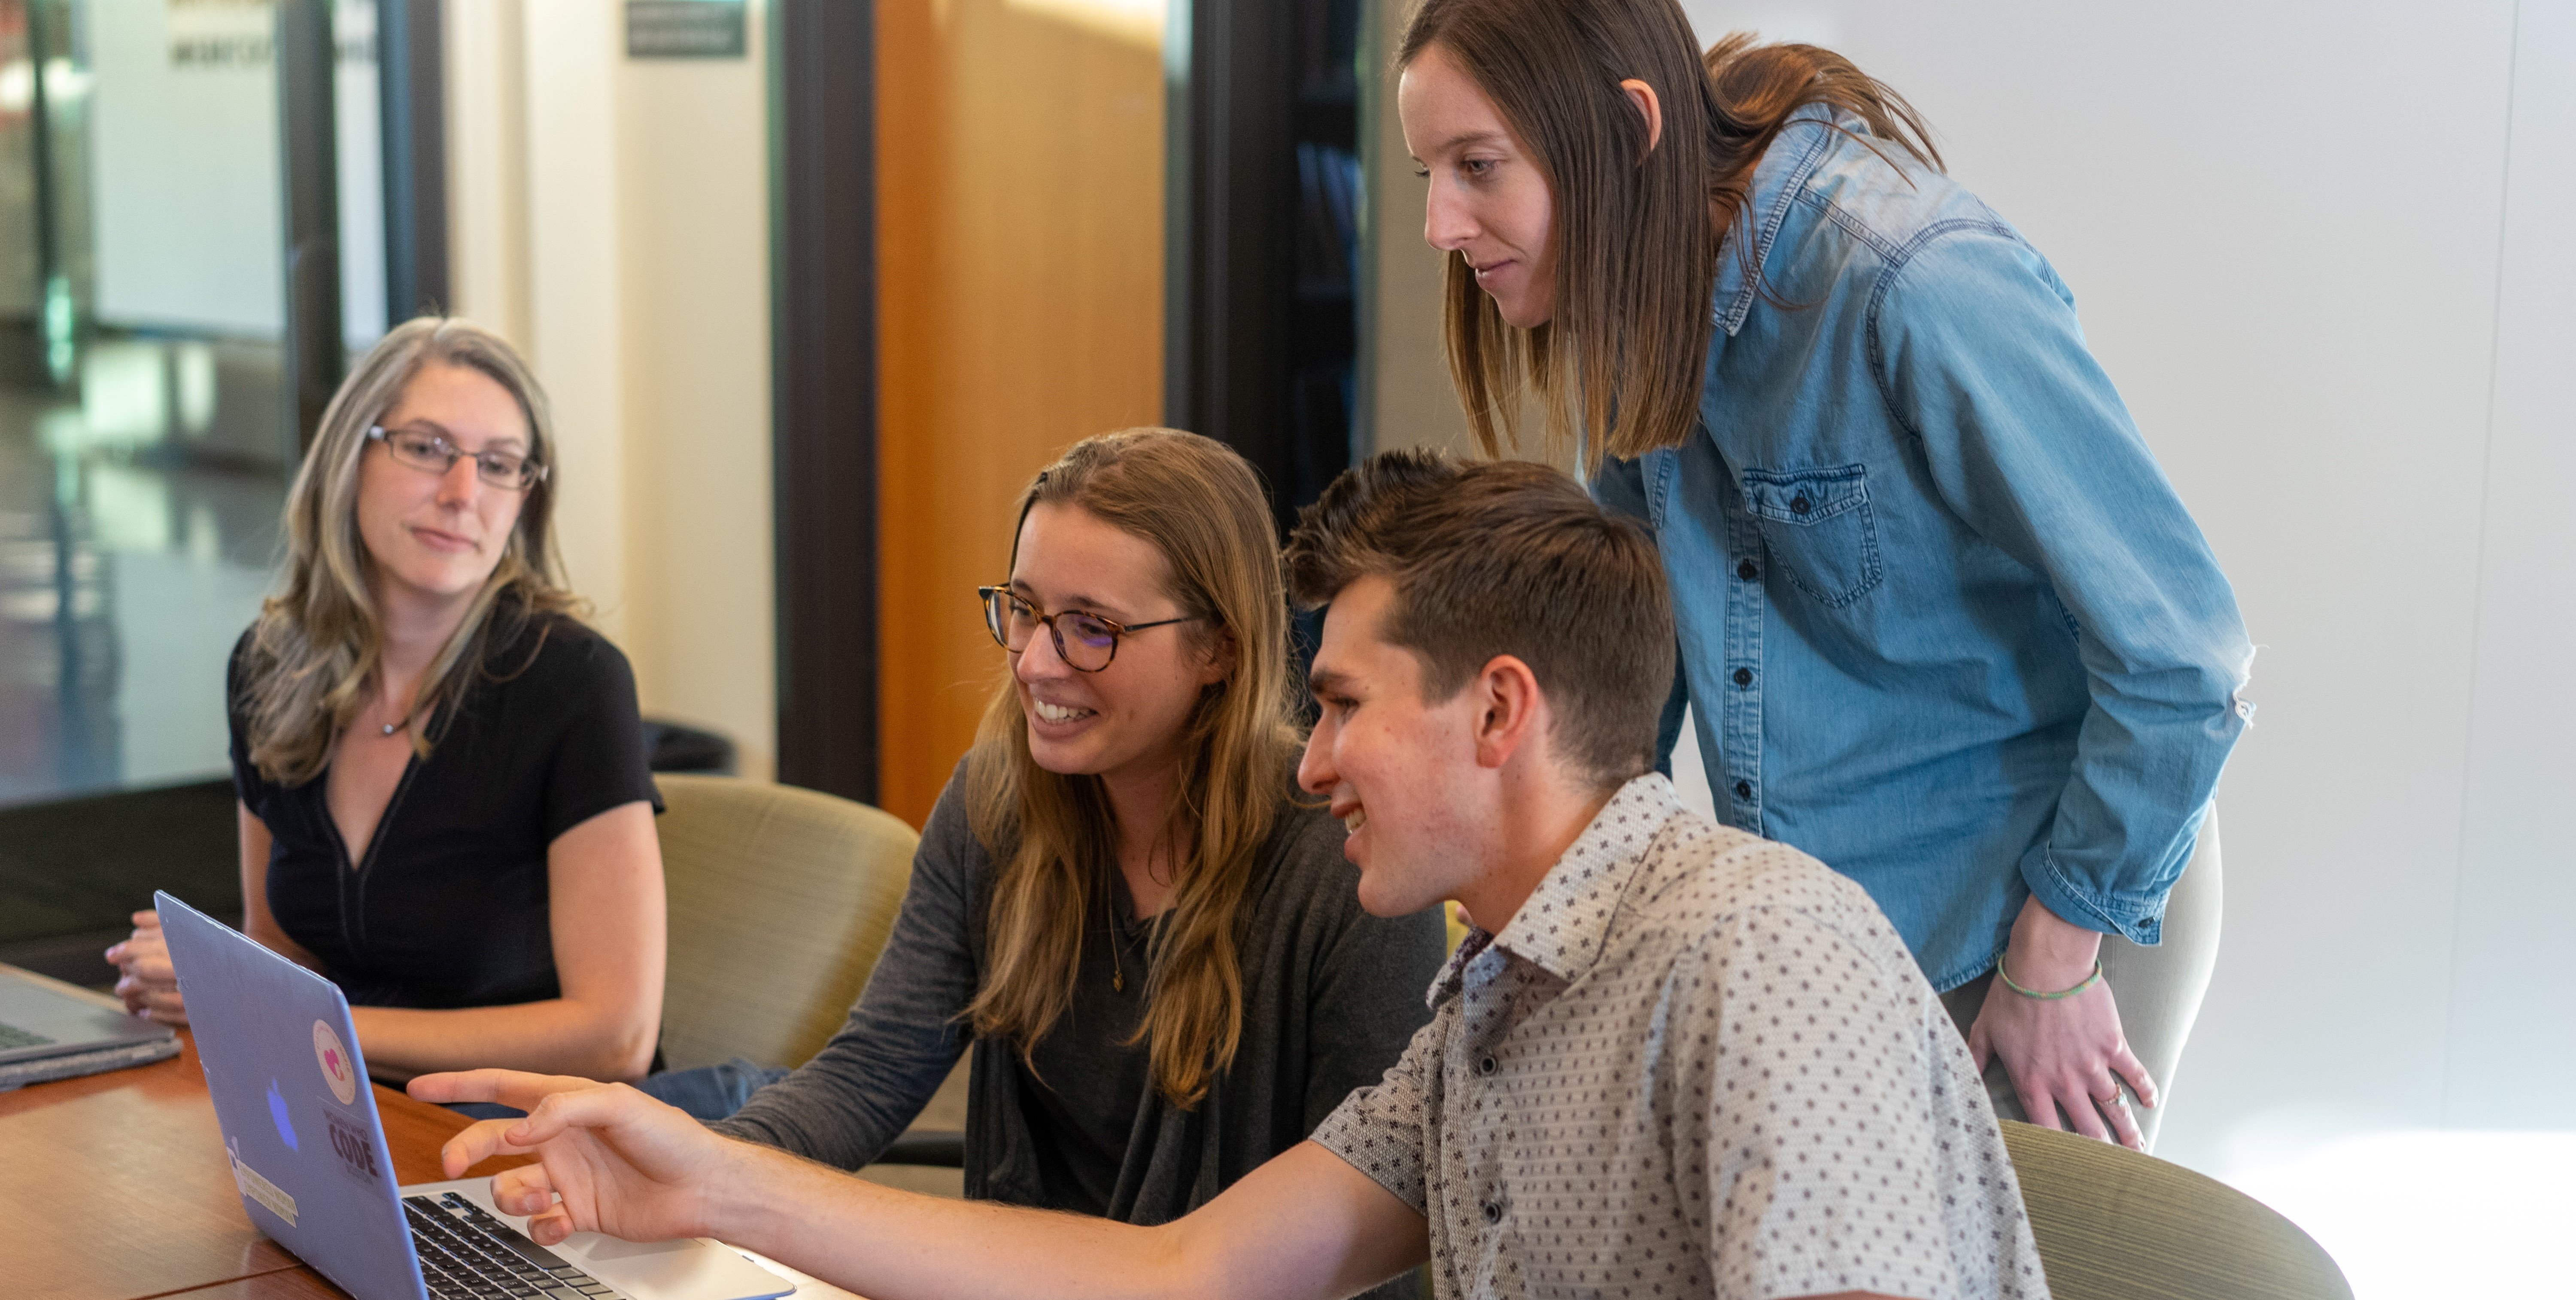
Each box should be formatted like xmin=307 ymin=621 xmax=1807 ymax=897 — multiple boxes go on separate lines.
xmin=1312 ymin=775 xmax=2049 ymax=1299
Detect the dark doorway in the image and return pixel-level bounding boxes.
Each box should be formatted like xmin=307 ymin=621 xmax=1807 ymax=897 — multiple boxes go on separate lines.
xmin=1166 ymin=0 xmax=1365 ymax=540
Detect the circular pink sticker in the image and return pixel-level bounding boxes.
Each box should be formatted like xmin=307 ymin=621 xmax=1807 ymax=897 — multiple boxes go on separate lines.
xmin=313 ymin=1020 xmax=358 ymax=1106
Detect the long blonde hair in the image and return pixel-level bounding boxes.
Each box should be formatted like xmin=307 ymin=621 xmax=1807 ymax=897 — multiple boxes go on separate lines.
xmin=1400 ymin=0 xmax=1939 ymax=471
xmin=964 ymin=429 xmax=1301 ymax=1108
xmin=239 ymin=317 xmax=580 ymax=786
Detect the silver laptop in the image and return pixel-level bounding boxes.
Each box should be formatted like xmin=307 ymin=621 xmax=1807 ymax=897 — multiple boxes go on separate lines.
xmin=0 ymin=963 xmax=178 ymax=1066
xmin=156 ymin=890 xmax=795 ymax=1300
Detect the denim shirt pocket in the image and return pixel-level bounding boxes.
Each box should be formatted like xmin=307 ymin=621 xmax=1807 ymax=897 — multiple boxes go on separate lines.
xmin=1740 ymin=464 xmax=1884 ymax=607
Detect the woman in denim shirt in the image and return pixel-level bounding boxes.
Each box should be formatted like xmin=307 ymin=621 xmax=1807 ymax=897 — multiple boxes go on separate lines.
xmin=1393 ymin=0 xmax=2251 ymax=1152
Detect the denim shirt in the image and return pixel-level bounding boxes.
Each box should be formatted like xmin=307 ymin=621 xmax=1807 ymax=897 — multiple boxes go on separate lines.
xmin=1594 ymin=105 xmax=2252 ymax=991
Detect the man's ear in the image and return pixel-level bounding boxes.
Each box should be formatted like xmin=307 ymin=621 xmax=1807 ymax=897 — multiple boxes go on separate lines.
xmin=1619 ymin=77 xmax=1664 ymax=156
xmin=1469 ymin=655 xmax=1545 ymax=771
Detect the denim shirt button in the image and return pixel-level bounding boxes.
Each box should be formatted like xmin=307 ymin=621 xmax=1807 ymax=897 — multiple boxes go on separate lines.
xmin=1790 ymin=495 xmax=1812 ymax=514
xmin=1734 ymin=781 xmax=1752 ymax=799
xmin=1736 ymin=559 xmax=1759 ymax=581
xmin=1732 ymin=667 xmax=1753 ymax=687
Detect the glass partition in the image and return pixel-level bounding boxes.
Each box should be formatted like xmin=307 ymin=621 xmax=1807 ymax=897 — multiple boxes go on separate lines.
xmin=0 ymin=0 xmax=392 ymax=980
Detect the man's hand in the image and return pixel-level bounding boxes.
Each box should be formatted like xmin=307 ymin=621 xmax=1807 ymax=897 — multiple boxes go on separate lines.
xmin=410 ymin=1069 xmax=756 ymax=1246
xmin=106 ymin=910 xmax=188 ymax=1024
xmin=1967 ymin=896 xmax=2158 ymax=1151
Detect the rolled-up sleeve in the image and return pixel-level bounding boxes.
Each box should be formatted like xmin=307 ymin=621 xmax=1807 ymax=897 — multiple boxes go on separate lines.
xmin=1874 ymin=230 xmax=2252 ymax=942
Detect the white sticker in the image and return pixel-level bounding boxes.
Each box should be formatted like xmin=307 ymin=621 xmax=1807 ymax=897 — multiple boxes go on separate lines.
xmin=313 ymin=1019 xmax=358 ymax=1105
xmin=231 ymin=1141 xmax=300 ymax=1227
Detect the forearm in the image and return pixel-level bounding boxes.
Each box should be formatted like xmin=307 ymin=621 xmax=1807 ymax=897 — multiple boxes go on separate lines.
xmin=714 ymin=1142 xmax=1195 ymax=1300
xmin=353 ymin=997 xmax=657 ymax=1082
xmin=711 ymin=1139 xmax=1416 ymax=1300
xmin=711 ymin=1022 xmax=955 ymax=1165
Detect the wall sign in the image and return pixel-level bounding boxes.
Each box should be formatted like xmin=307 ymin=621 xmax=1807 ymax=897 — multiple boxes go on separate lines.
xmin=627 ymin=0 xmax=748 ymax=58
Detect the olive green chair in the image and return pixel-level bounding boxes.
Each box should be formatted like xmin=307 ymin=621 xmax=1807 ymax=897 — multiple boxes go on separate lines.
xmin=652 ymin=774 xmax=921 ymax=1072
xmin=2001 ymin=1120 xmax=2352 ymax=1300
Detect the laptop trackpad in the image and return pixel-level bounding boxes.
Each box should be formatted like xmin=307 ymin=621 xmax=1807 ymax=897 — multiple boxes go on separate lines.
xmin=575 ymin=1236 xmax=693 ymax=1262
xmin=555 ymin=1229 xmax=781 ymax=1295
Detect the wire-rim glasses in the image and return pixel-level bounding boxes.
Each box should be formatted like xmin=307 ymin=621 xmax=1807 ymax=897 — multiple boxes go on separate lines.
xmin=368 ymin=424 xmax=549 ymax=492
xmin=978 ymin=586 xmax=1201 ymax=672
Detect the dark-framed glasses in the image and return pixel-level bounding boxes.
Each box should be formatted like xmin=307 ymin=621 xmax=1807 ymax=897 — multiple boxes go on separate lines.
xmin=368 ymin=424 xmax=549 ymax=492
xmin=978 ymin=585 xmax=1201 ymax=672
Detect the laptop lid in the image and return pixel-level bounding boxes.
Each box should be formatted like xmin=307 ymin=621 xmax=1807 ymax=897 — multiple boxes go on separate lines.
xmin=0 ymin=966 xmax=177 ymax=1065
xmin=158 ymin=891 xmax=431 ymax=1300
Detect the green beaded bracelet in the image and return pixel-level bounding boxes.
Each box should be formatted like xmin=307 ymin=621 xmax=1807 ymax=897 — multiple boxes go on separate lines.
xmin=1997 ymin=957 xmax=2104 ymax=1001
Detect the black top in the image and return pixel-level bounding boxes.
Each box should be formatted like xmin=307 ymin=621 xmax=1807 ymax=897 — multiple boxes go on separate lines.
xmin=1014 ymin=866 xmax=1158 ymax=1214
xmin=717 ymin=759 xmax=1448 ymax=1254
xmin=227 ymin=607 xmax=662 ymax=1011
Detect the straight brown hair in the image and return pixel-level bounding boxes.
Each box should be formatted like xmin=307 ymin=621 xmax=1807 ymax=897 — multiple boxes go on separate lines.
xmin=1399 ymin=0 xmax=1940 ymax=471
xmin=963 ymin=429 xmax=1303 ymax=1109
xmin=1283 ymin=450 xmax=1674 ymax=787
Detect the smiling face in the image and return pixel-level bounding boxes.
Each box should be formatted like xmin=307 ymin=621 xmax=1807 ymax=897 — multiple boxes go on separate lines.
xmin=354 ymin=361 xmax=531 ymax=610
xmin=1297 ymin=573 xmax=1499 ymax=918
xmin=1007 ymin=502 xmax=1228 ymax=787
xmin=1400 ymin=41 xmax=1560 ymax=329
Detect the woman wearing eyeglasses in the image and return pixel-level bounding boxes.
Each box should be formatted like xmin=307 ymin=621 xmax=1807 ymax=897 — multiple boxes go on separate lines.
xmin=601 ymin=429 xmax=1442 ymax=1268
xmin=105 ymin=317 xmax=666 ymax=1095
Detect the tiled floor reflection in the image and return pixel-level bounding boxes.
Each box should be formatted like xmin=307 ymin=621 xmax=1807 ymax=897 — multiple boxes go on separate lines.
xmin=0 ymin=329 xmax=288 ymax=807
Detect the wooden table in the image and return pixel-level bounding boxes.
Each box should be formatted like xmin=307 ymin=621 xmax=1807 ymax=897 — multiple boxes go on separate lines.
xmin=0 ymin=1024 xmax=531 ymax=1300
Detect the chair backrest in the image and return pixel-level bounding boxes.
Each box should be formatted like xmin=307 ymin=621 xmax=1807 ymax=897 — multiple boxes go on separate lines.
xmin=1999 ymin=1120 xmax=2352 ymax=1300
xmin=653 ymin=774 xmax=921 ymax=1072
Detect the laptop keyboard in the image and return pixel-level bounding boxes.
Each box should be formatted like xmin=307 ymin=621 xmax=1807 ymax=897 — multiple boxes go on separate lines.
xmin=402 ymin=1191 xmax=620 ymax=1300
xmin=0 ymin=1022 xmax=55 ymax=1050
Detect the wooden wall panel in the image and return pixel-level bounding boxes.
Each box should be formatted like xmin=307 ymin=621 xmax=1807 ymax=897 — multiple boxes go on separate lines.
xmin=876 ymin=0 xmax=1165 ymax=827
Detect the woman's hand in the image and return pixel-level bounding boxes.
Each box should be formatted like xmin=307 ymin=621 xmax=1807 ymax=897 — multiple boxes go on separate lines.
xmin=105 ymin=910 xmax=188 ymax=1024
xmin=416 ymin=1069 xmax=754 ymax=1247
xmin=1967 ymin=896 xmax=2157 ymax=1151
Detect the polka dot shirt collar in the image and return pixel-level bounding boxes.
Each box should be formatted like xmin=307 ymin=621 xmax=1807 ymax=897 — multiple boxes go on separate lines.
xmin=1430 ymin=774 xmax=1686 ymax=1004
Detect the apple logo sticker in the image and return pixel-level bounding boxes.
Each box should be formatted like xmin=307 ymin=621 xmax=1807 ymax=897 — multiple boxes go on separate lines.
xmin=267 ymin=1078 xmax=299 ymax=1151
xmin=313 ymin=1019 xmax=358 ymax=1105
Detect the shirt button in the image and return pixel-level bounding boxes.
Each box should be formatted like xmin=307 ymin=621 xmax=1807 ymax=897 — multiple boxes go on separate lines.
xmin=1482 ymin=1201 xmax=1502 ymax=1224
xmin=1736 ymin=559 xmax=1758 ymax=580
xmin=1732 ymin=667 xmax=1753 ymax=687
xmin=1734 ymin=781 xmax=1752 ymax=799
xmin=1790 ymin=494 xmax=1812 ymax=514
xmin=1477 ymin=1055 xmax=1497 ymax=1076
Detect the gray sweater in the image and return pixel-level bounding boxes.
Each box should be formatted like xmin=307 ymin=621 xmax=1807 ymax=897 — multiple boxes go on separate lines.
xmin=715 ymin=765 xmax=1447 ymax=1233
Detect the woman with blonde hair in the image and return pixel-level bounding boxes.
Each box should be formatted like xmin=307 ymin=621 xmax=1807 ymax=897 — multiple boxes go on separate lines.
xmin=1392 ymin=0 xmax=2251 ymax=1153
xmin=106 ymin=316 xmax=666 ymax=1093
xmin=544 ymin=429 xmax=1442 ymax=1266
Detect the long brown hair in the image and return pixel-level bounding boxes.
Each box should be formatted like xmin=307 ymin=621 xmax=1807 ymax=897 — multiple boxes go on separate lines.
xmin=1399 ymin=1 xmax=1940 ymax=470
xmin=239 ymin=317 xmax=579 ymax=786
xmin=963 ymin=429 xmax=1302 ymax=1108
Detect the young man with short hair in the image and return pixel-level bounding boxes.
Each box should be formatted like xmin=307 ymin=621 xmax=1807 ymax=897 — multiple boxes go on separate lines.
xmin=417 ymin=452 xmax=2049 ymax=1300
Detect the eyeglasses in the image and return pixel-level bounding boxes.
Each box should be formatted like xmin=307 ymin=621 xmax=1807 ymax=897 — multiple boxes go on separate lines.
xmin=979 ymin=586 xmax=1201 ymax=673
xmin=367 ymin=424 xmax=549 ymax=492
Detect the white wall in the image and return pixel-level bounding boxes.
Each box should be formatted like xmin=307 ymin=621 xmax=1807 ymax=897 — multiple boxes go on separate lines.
xmin=1368 ymin=0 xmax=2575 ymax=1219
xmin=87 ymin=0 xmax=283 ymax=335
xmin=445 ymin=0 xmax=778 ymax=778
